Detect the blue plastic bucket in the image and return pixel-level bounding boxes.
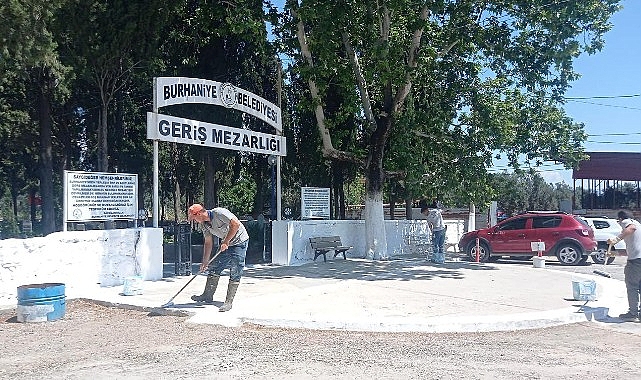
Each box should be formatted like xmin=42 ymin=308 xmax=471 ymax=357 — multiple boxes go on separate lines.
xmin=16 ymin=283 xmax=66 ymax=323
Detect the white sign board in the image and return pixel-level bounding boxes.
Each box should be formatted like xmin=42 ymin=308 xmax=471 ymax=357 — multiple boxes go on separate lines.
xmin=301 ymin=187 xmax=331 ymax=219
xmin=64 ymin=171 xmax=138 ymax=221
xmin=530 ymin=241 xmax=546 ymax=252
xmin=154 ymin=77 xmax=282 ymax=132
xmin=147 ymin=112 xmax=286 ymax=156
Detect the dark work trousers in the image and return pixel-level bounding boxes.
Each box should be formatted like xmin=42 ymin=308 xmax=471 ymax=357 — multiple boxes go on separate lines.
xmin=208 ymin=240 xmax=248 ymax=282
xmin=624 ymin=258 xmax=641 ymax=314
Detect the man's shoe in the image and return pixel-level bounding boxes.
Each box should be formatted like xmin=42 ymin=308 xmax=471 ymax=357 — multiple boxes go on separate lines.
xmin=618 ymin=312 xmax=639 ymax=322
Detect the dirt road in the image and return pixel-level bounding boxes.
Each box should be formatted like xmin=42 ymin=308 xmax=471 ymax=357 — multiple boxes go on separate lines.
xmin=1 ymin=299 xmax=640 ymax=379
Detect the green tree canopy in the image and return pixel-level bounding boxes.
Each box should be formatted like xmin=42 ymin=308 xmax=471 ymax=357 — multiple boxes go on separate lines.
xmin=284 ymin=0 xmax=620 ymax=258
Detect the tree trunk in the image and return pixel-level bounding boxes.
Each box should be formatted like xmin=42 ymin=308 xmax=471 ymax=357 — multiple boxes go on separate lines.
xmin=364 ymin=188 xmax=387 ymax=260
xmin=247 ymin=155 xmax=267 ymax=218
xmin=171 ymin=143 xmax=181 ymax=222
xmin=338 ymin=179 xmax=346 ymax=220
xmin=405 ymin=197 xmax=413 ymax=220
xmin=364 ymin=126 xmax=389 ymax=259
xmin=38 ymin=84 xmax=56 ymax=235
xmin=29 ymin=187 xmax=38 ymax=227
xmin=98 ymin=101 xmax=109 ymax=171
xmin=11 ymin=187 xmax=18 ymax=221
xmin=331 ymin=162 xmax=342 ymax=219
xmin=204 ymin=151 xmax=216 ymax=208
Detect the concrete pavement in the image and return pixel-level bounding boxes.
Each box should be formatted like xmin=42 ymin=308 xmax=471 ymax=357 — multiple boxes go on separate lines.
xmin=12 ymin=253 xmax=632 ymax=334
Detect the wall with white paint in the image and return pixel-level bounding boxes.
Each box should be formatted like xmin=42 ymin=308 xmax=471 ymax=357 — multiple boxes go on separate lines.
xmin=0 ymin=228 xmax=163 ymax=307
xmin=272 ymin=219 xmax=464 ymax=266
xmin=0 ymin=220 xmax=466 ymax=306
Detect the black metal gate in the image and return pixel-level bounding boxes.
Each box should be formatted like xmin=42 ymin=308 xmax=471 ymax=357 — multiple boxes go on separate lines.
xmin=164 ymin=223 xmax=192 ymax=276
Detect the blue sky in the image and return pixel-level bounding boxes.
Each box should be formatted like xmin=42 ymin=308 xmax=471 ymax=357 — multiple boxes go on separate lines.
xmin=531 ymin=0 xmax=641 ymax=185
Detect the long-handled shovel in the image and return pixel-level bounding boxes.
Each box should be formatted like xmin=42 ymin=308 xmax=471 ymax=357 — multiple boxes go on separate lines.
xmin=161 ymin=248 xmax=222 ymax=308
xmin=606 ymin=243 xmax=615 ymax=264
xmin=593 ymin=243 xmax=615 ymax=278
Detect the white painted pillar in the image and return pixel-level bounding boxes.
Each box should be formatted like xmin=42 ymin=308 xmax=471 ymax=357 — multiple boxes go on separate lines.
xmin=489 ymin=201 xmax=497 ymax=227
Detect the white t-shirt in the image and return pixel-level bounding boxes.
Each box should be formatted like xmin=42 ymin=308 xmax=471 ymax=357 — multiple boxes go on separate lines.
xmin=620 ymin=218 xmax=641 ymax=260
xmin=426 ymin=208 xmax=445 ymax=231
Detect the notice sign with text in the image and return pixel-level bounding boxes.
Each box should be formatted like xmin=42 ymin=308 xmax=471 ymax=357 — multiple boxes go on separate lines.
xmin=64 ymin=171 xmax=138 ymax=221
xmin=301 ymin=187 xmax=331 ymax=219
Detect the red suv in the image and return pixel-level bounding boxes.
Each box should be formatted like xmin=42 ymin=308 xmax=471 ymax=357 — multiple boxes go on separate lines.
xmin=459 ymin=211 xmax=597 ymax=266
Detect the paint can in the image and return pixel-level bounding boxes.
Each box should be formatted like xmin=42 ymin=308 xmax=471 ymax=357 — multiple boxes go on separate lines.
xmin=122 ymin=276 xmax=144 ymax=296
xmin=532 ymin=256 xmax=546 ymax=268
xmin=16 ymin=283 xmax=66 ymax=323
xmin=572 ymin=279 xmax=597 ymax=301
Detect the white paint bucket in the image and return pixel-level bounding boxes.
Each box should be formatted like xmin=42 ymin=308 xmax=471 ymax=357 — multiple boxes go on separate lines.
xmin=532 ymin=256 xmax=546 ymax=268
xmin=572 ymin=279 xmax=597 ymax=301
xmin=122 ymin=276 xmax=143 ymax=296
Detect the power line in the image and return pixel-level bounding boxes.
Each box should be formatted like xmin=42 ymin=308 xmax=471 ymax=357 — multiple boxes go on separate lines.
xmin=565 ymin=94 xmax=641 ymax=100
xmin=586 ymin=140 xmax=641 ymax=145
xmin=566 ymin=99 xmax=641 ymax=111
xmin=590 ymin=132 xmax=641 ymax=136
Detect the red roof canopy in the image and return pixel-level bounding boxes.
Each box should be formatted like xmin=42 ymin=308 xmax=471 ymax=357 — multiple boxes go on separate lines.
xmin=573 ymin=152 xmax=641 ymax=181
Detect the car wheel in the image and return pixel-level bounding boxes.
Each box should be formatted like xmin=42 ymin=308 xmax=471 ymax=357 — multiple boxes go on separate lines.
xmin=466 ymin=241 xmax=490 ymax=262
xmin=556 ymin=243 xmax=583 ymax=266
xmin=592 ymin=244 xmax=616 ymax=265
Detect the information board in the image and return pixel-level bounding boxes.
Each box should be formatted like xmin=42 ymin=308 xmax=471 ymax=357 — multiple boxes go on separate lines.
xmin=301 ymin=187 xmax=330 ymax=219
xmin=64 ymin=171 xmax=138 ymax=222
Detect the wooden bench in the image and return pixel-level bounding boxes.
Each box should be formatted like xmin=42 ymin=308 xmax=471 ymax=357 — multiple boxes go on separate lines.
xmin=309 ymin=236 xmax=352 ymax=262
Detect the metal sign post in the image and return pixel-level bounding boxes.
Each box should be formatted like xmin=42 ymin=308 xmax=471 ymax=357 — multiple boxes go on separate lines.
xmin=149 ymin=77 xmax=285 ymax=226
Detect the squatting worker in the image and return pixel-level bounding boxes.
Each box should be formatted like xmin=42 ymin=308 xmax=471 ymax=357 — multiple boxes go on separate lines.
xmin=607 ymin=210 xmax=641 ymax=322
xmin=188 ymin=204 xmax=249 ymax=312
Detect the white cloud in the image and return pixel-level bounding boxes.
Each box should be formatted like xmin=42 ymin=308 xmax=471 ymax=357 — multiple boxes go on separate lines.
xmin=539 ymin=169 xmax=573 ymax=185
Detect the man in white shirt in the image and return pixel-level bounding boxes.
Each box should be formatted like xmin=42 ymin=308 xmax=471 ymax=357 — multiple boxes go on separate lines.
xmin=608 ymin=210 xmax=641 ymax=322
xmin=422 ymin=202 xmax=446 ymax=264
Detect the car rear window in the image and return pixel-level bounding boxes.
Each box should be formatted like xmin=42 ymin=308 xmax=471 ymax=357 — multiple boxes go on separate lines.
xmin=574 ymin=216 xmax=589 ymax=227
xmin=592 ymin=220 xmax=610 ymax=229
xmin=532 ymin=216 xmax=562 ymax=229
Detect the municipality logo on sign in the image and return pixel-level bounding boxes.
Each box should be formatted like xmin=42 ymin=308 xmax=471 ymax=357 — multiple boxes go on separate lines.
xmin=154 ymin=77 xmax=282 ymax=131
xmin=220 ymin=83 xmax=237 ymax=108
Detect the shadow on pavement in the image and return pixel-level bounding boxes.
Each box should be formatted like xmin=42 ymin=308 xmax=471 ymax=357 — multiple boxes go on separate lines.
xmin=242 ymin=254 xmax=499 ymax=282
xmin=163 ymin=255 xmax=500 ymax=282
xmin=578 ymin=305 xmax=630 ymax=324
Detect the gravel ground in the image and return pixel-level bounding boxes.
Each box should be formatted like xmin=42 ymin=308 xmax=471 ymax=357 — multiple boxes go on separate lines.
xmin=1 ymin=298 xmax=640 ymax=380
